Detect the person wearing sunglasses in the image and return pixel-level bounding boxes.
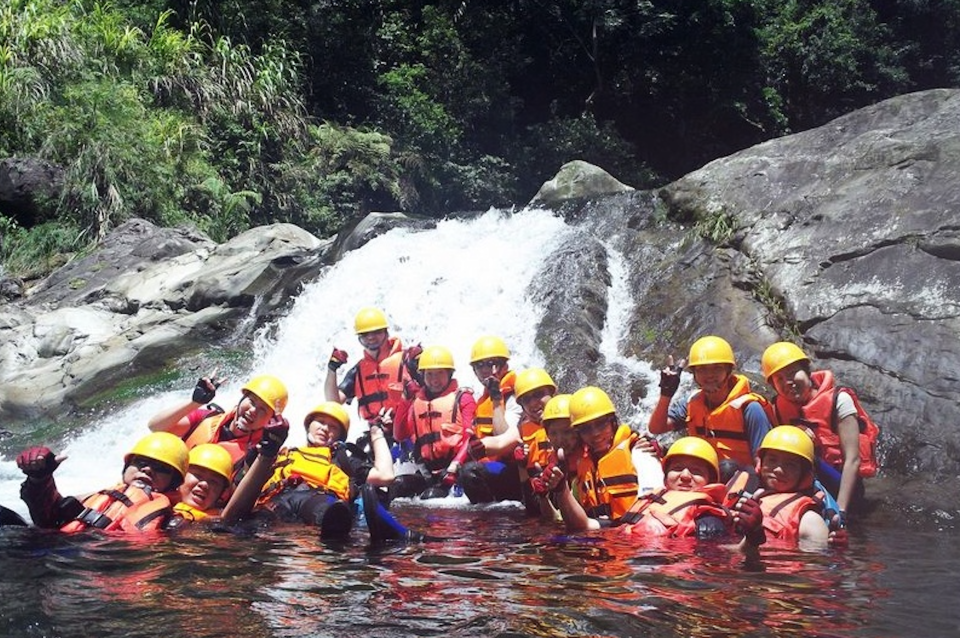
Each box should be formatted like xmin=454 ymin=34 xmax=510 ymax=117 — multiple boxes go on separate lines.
xmin=17 ymin=432 xmax=188 ymax=533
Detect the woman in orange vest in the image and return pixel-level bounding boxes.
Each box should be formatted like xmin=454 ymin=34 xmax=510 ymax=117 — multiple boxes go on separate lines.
xmin=391 ymin=346 xmax=476 ymax=500
xmin=17 ymin=432 xmax=188 ymax=534
xmin=147 ymin=372 xmax=289 ymax=475
xmin=761 ymin=342 xmax=880 ymax=522
xmin=752 ymin=426 xmax=834 ymax=547
xmin=543 ymin=436 xmax=765 ymax=554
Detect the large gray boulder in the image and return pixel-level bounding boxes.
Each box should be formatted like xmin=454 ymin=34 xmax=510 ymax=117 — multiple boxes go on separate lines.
xmin=533 ymin=89 xmax=960 ymax=489
xmin=0 ymin=219 xmax=331 ymax=419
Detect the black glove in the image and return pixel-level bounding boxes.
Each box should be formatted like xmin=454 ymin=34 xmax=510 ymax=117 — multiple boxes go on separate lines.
xmin=328 ymin=347 xmax=349 ymax=372
xmin=659 ymin=365 xmax=682 ymax=398
xmin=17 ymin=446 xmax=60 ymax=479
xmin=192 ymin=376 xmax=220 ymax=404
xmin=735 ymin=495 xmax=766 ymax=546
xmin=258 ymin=415 xmax=289 ymax=458
xmin=483 ymin=376 xmax=502 ymax=401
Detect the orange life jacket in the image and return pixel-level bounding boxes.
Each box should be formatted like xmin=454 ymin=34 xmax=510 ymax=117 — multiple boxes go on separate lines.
xmin=60 ymin=482 xmax=172 ymax=533
xmin=758 ymin=490 xmax=824 ymax=541
xmin=618 ymin=483 xmax=729 ymax=538
xmin=258 ymin=446 xmax=353 ymax=503
xmin=412 ymin=383 xmax=470 ymax=471
xmin=183 ymin=410 xmax=259 ymax=479
xmin=687 ymin=374 xmax=769 ymax=467
xmin=772 ymin=370 xmax=880 ymax=478
xmin=172 ymin=501 xmax=218 ymax=523
xmin=473 ymin=370 xmax=517 ymax=439
xmin=574 ymin=424 xmax=640 ymax=519
xmin=355 ymin=337 xmax=407 ymax=422
xmin=519 ymin=416 xmax=554 ymax=473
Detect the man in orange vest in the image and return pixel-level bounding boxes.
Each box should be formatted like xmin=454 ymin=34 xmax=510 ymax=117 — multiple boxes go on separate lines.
xmin=17 ymin=432 xmax=189 ymax=533
xmin=458 ymin=335 xmax=525 ymax=504
xmin=648 ymin=336 xmax=772 ymax=474
xmin=324 ymin=307 xmax=422 ymax=435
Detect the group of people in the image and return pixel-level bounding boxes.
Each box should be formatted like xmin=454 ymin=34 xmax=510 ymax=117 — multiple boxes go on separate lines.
xmin=5 ymin=307 xmax=879 ymax=553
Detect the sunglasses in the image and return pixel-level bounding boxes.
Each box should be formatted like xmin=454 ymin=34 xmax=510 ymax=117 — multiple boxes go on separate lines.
xmin=128 ymin=455 xmax=175 ymax=475
xmin=472 ymin=359 xmax=504 ymax=370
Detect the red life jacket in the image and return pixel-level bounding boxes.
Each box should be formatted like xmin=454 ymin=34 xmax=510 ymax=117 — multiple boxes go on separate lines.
xmin=618 ymin=484 xmax=729 ymax=538
xmin=772 ymin=370 xmax=880 ymax=478
xmin=355 ymin=337 xmax=408 ymax=422
xmin=60 ymin=482 xmax=172 ymax=533
xmin=411 ymin=382 xmax=470 ymax=470
xmin=758 ymin=491 xmax=824 ymax=542
xmin=686 ymin=374 xmax=770 ymax=467
xmin=474 ymin=370 xmax=517 ymax=439
xmin=574 ymin=424 xmax=640 ymax=520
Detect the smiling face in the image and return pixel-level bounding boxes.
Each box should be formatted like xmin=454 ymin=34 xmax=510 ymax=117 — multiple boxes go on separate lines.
xmin=770 ymin=361 xmax=814 ymax=405
xmin=690 ymin=363 xmax=734 ymax=397
xmin=358 ymin=329 xmax=389 ymax=354
xmin=306 ymin=414 xmax=347 ymax=447
xmin=179 ymin=465 xmax=229 ymax=511
xmin=576 ymin=416 xmax=615 ymax=456
xmin=518 ymin=387 xmax=554 ymax=423
xmin=423 ymin=368 xmax=453 ymax=394
xmin=544 ymin=417 xmax=580 ymax=459
xmin=123 ymin=456 xmax=177 ymax=493
xmin=759 ymin=449 xmax=809 ymax=493
xmin=664 ymin=455 xmax=714 ymax=491
xmin=233 ymin=392 xmax=274 ymax=434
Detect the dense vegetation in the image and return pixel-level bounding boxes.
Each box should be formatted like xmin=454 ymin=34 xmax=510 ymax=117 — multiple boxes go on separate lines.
xmin=1 ymin=0 xmax=958 ymax=275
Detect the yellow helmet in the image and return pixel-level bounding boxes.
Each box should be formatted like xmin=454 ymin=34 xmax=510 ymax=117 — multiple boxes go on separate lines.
xmin=354 ymin=307 xmax=389 ymax=334
xmin=418 ymin=345 xmax=455 ymax=370
xmin=187 ymin=443 xmax=234 ymax=483
xmin=514 ymin=368 xmax=557 ymax=401
xmin=662 ymin=436 xmax=720 ymax=482
xmin=687 ymin=336 xmax=736 ymax=367
xmin=470 ymin=336 xmax=511 ymax=363
xmin=542 ymin=394 xmax=572 ymax=423
xmin=758 ymin=425 xmax=815 ymax=466
xmin=242 ymin=375 xmax=288 ymax=414
xmin=124 ymin=432 xmax=189 ymax=485
xmin=303 ymin=401 xmax=351 ymax=439
xmin=569 ymin=386 xmax=616 ymax=427
xmin=761 ymin=342 xmax=809 ymax=381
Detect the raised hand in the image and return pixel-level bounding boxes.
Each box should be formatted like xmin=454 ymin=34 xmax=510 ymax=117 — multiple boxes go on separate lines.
xmin=192 ymin=370 xmax=225 ymax=404
xmin=328 ymin=347 xmax=349 ymax=372
xmin=658 ymin=355 xmax=684 ymax=398
xmin=17 ymin=446 xmax=65 ymax=479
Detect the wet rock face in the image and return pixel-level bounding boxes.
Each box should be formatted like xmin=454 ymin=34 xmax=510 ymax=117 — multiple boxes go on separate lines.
xmin=542 ymin=89 xmax=960 ymax=479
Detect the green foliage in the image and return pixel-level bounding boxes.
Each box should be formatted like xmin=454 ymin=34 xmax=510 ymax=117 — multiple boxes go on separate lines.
xmin=758 ymin=0 xmax=908 ymax=128
xmin=2 ymin=0 xmax=958 ymax=277
xmin=694 ymin=206 xmax=738 ymax=245
xmin=0 ymin=215 xmax=83 ymax=277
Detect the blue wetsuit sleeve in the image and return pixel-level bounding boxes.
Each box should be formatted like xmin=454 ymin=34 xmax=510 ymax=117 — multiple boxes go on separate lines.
xmin=743 ymin=401 xmax=773 ymax=458
xmin=338 ymin=363 xmax=359 ymax=400
xmin=667 ymin=399 xmax=688 ymax=433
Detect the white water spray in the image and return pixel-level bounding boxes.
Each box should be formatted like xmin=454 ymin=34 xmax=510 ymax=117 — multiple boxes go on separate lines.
xmin=0 ymin=208 xmax=584 ymax=513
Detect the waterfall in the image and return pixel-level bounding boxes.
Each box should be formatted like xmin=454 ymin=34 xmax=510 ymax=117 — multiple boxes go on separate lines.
xmin=0 ymin=207 xmax=596 ymax=513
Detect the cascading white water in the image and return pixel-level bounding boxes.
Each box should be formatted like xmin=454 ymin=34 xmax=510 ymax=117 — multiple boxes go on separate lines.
xmin=0 ymin=207 xmax=664 ymax=516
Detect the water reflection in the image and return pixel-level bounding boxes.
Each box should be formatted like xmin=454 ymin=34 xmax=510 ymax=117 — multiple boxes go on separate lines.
xmin=0 ymin=503 xmax=955 ymax=638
